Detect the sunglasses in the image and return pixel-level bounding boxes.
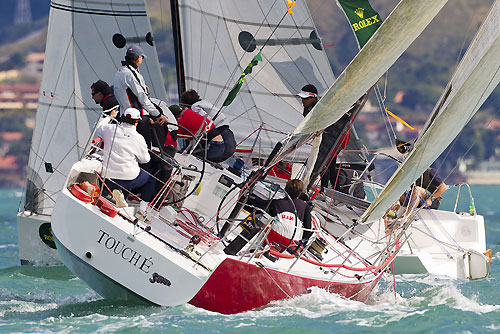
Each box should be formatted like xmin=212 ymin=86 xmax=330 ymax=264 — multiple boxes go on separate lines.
xmin=91 ymin=91 xmax=99 ymax=97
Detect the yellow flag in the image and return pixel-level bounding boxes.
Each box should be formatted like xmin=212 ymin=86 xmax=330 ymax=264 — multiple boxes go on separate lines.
xmin=385 ymin=108 xmax=414 ymax=130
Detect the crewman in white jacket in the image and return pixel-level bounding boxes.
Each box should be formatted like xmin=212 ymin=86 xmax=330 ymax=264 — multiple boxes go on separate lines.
xmin=113 ymin=45 xmax=167 ymax=162
xmin=95 ymin=108 xmax=155 ymax=204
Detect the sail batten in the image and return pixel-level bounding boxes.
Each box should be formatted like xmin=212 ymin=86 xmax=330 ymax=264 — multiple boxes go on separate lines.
xmin=360 ymin=0 xmax=500 ymax=223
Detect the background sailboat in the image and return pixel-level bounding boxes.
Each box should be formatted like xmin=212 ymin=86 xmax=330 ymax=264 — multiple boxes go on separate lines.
xmin=360 ymin=0 xmax=500 ymax=223
xmin=18 ymin=0 xmax=167 ymax=266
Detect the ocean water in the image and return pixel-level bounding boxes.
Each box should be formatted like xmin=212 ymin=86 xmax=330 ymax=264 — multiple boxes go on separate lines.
xmin=0 ymin=186 xmax=499 ymax=333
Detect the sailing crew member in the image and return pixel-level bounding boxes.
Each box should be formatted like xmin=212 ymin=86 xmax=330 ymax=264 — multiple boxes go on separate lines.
xmin=168 ymin=105 xmax=233 ymax=163
xmin=180 ymin=89 xmax=227 ymax=126
xmin=91 ymin=80 xmax=119 ymax=128
xmin=91 ymin=80 xmax=119 ymax=114
xmin=113 ymin=45 xmax=168 ymax=153
xmin=297 ymin=84 xmax=353 ymax=191
xmin=392 ymin=167 xmax=448 ymax=217
xmin=248 ymin=179 xmax=313 ymax=250
xmin=95 ymin=107 xmax=155 ymax=206
xmin=180 ymin=89 xmax=236 ymax=162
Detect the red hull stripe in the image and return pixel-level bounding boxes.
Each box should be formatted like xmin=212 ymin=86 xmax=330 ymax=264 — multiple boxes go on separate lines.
xmin=189 ymin=257 xmax=380 ymax=314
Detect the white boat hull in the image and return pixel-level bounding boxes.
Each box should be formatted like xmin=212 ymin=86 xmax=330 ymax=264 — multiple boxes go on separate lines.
xmin=17 ymin=212 xmax=63 ymax=266
xmin=52 ymin=189 xmax=210 ymax=306
xmin=394 ymin=209 xmax=490 ymax=280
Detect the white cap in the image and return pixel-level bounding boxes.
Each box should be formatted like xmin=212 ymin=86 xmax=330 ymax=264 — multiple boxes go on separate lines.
xmin=123 ymin=107 xmax=141 ymax=120
xmin=296 ymin=90 xmax=318 ymax=99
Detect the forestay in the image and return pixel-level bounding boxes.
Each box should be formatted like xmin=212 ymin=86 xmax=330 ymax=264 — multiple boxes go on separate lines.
xmin=177 ymin=0 xmax=335 ymax=157
xmin=272 ymin=0 xmax=449 ymax=164
xmin=25 ymin=0 xmax=167 ymax=214
xmin=360 ymin=0 xmax=500 ymax=223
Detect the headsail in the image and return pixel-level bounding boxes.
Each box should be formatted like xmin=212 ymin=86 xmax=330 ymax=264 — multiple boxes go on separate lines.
xmin=25 ymin=0 xmax=166 ymax=214
xmin=271 ymin=0 xmax=449 ymax=165
xmin=360 ymin=0 xmax=500 ymax=223
xmin=176 ymin=0 xmax=335 ymax=157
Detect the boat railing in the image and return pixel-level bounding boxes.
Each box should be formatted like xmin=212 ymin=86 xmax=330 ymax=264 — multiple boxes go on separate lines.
xmin=451 ymin=182 xmax=476 ymax=215
xmin=357 ymin=152 xmax=401 ymax=199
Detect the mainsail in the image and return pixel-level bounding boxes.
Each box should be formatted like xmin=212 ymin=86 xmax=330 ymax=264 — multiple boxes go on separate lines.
xmin=272 ymin=0 xmax=449 ymax=164
xmin=175 ymin=0 xmax=335 ymax=157
xmin=24 ymin=0 xmax=167 ymax=214
xmin=360 ymin=0 xmax=500 ymax=223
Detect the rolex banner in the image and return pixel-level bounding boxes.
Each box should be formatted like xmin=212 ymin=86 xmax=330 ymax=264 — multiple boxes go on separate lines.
xmin=337 ymin=0 xmax=382 ymax=49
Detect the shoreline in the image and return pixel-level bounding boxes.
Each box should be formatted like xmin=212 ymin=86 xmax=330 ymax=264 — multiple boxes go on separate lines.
xmin=464 ymin=172 xmax=500 ymax=185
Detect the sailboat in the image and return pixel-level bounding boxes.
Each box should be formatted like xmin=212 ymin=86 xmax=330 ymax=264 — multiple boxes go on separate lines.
xmin=48 ymin=0 xmax=457 ymax=314
xmin=17 ymin=0 xmax=167 ymax=266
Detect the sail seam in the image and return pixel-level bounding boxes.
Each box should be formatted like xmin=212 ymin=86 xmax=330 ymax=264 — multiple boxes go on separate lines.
xmin=185 ymin=76 xmax=297 ymax=99
xmin=61 ymin=0 xmax=144 ymax=7
xmin=37 ymin=101 xmax=101 ymax=111
xmin=178 ymin=4 xmax=314 ymax=30
xmin=50 ymin=2 xmax=147 ymax=16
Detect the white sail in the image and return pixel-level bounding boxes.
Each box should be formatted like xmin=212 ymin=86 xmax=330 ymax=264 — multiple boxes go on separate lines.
xmin=177 ymin=0 xmax=335 ymax=156
xmin=24 ymin=0 xmax=167 ymax=215
xmin=274 ymin=0 xmax=448 ymax=162
xmin=360 ymin=0 xmax=500 ymax=223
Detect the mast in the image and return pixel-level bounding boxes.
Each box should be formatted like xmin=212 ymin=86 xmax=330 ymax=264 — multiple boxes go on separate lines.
xmin=170 ymin=0 xmax=186 ymax=98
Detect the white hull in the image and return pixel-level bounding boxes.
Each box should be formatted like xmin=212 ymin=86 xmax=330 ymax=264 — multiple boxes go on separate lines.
xmin=393 ymin=209 xmax=490 ymax=280
xmin=323 ymin=204 xmax=490 ymax=280
xmin=52 ymin=188 xmax=209 ymax=306
xmin=17 ymin=212 xmax=63 ymax=266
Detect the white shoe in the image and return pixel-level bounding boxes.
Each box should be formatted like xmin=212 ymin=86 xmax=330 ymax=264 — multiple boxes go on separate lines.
xmin=137 ymin=201 xmax=153 ymax=222
xmin=112 ymin=189 xmax=128 ymax=208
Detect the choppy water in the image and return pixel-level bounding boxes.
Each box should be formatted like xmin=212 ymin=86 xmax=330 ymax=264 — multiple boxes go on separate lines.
xmin=0 ymin=187 xmax=499 ymax=333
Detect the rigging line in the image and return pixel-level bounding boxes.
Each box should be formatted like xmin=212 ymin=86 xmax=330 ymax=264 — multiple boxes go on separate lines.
xmin=258 ymin=4 xmax=290 ymax=53
xmin=375 ymin=85 xmax=396 ymax=148
xmin=192 ymin=0 xmax=204 ymax=94
xmin=228 ymin=102 xmax=298 ymax=132
xmin=188 ymin=0 xmax=246 ymax=105
xmin=383 ymin=71 xmax=388 ymax=103
xmin=201 ymin=12 xmax=222 ymax=100
xmin=29 ymin=142 xmax=81 ymax=208
xmin=197 ymin=1 xmax=323 ymax=129
xmin=452 ymin=4 xmax=479 ymax=76
xmin=236 ymin=2 xmax=335 ymax=109
xmin=411 ymin=225 xmax=469 ymax=253
xmin=198 ymin=0 xmax=308 ymax=119
xmin=30 ymin=94 xmax=80 ymax=186
xmin=418 ymin=212 xmax=455 ymax=257
xmin=244 ymin=5 xmax=334 ymax=103
xmin=189 ymin=0 xmax=280 ymax=111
